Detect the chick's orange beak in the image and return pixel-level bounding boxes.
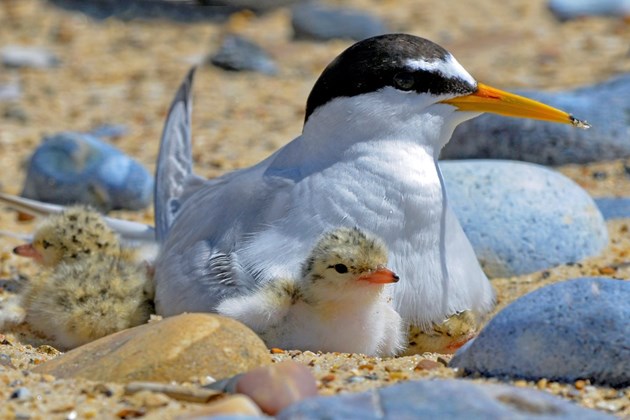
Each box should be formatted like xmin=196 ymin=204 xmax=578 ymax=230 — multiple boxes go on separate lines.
xmin=440 ymin=83 xmax=590 ymax=128
xmin=13 ymin=243 xmax=41 ymax=260
xmin=358 ymin=267 xmax=399 ymax=284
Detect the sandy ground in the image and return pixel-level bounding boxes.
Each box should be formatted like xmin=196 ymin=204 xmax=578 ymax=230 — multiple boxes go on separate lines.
xmin=0 ymin=0 xmax=629 ymax=418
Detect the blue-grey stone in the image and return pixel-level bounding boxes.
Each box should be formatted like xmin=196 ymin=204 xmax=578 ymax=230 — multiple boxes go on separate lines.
xmin=441 ymin=160 xmax=608 ymax=277
xmin=277 ymin=379 xmax=613 ymax=419
xmin=441 ymin=74 xmax=630 ymax=165
xmin=451 ymin=278 xmax=630 ymax=388
xmin=291 ymin=3 xmax=387 ymax=41
xmin=210 ymin=35 xmax=278 ymax=76
xmin=595 ymin=197 xmax=630 ymax=220
xmin=0 ymin=78 xmax=20 ymax=101
xmin=22 ymin=132 xmax=153 ymax=211
xmin=548 ymin=0 xmax=630 ymax=20
xmin=1 ymin=46 xmax=60 ymax=69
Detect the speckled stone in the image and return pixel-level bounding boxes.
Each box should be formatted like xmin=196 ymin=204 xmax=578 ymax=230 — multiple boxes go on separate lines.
xmin=33 ymin=313 xmax=271 ymax=383
xmin=451 ymin=278 xmax=630 ymax=388
xmin=441 ymin=74 xmax=630 ymax=165
xmin=22 ymin=132 xmax=153 ymax=211
xmin=276 ymin=379 xmax=614 ymax=419
xmin=441 ymin=160 xmax=608 ymax=277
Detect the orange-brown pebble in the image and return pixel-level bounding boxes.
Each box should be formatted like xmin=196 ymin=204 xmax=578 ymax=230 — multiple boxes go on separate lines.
xmin=270 ymin=348 xmax=285 ymax=354
xmin=414 ymin=359 xmax=442 ymax=371
xmin=598 ymin=267 xmax=616 ymax=275
xmin=321 ymin=374 xmax=336 ymax=383
xmin=575 ymin=379 xmax=587 ymax=390
xmin=536 ymin=378 xmax=548 ymax=389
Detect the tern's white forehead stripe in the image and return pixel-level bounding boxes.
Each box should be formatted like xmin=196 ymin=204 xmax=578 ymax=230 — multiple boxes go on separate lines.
xmin=405 ymin=54 xmax=476 ymax=86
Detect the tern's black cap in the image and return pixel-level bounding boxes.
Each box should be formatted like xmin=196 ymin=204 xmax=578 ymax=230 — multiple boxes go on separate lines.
xmin=304 ymin=34 xmax=477 ymax=124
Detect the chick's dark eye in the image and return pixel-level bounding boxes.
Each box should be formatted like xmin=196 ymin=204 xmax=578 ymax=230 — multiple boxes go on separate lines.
xmin=393 ymin=72 xmax=415 ymax=91
xmin=334 ymin=264 xmax=348 ymax=274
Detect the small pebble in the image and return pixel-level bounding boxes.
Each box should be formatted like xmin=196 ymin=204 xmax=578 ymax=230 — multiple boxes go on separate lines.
xmin=548 ymin=0 xmax=630 ymax=20
xmin=22 ymin=132 xmax=153 ymax=211
xmin=1 ymin=45 xmax=60 ymax=68
xmin=10 ymin=387 xmax=32 ymax=400
xmin=210 ymin=34 xmax=277 ymax=75
xmin=235 ymin=361 xmax=318 ymax=415
xmin=291 ymin=3 xmax=387 ymax=41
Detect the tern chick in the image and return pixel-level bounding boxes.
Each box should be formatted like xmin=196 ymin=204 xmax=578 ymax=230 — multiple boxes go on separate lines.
xmin=217 ymin=227 xmax=405 ymax=357
xmin=13 ymin=206 xmax=154 ymax=349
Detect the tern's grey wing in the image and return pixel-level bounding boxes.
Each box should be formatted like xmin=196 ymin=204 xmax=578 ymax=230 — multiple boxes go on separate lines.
xmin=154 ymin=67 xmax=204 ymax=242
xmin=155 ymin=236 xmax=256 ymax=316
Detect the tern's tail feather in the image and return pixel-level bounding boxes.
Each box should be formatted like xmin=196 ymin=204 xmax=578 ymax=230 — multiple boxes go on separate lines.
xmin=0 ymin=192 xmax=154 ymax=242
xmin=154 ymin=67 xmax=197 ymax=242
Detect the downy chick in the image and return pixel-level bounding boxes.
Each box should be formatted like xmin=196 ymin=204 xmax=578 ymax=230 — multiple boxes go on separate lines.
xmin=217 ymin=227 xmax=405 ymax=357
xmin=13 ymin=206 xmax=153 ymax=349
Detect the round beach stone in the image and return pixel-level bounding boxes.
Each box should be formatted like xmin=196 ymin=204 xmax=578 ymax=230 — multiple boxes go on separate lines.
xmin=33 ymin=313 xmax=271 ymax=383
xmin=22 ymin=132 xmax=153 ymax=211
xmin=291 ymin=3 xmax=387 ymax=41
xmin=441 ymin=160 xmax=608 ymax=277
xmin=548 ymin=0 xmax=630 ymax=20
xmin=210 ymin=34 xmax=277 ymax=75
xmin=276 ymin=379 xmax=613 ymax=419
xmin=451 ymin=278 xmax=630 ymax=387
xmin=441 ymin=74 xmax=630 ymax=165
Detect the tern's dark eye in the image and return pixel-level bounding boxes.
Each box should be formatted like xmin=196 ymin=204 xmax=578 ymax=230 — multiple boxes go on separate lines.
xmin=333 ymin=264 xmax=348 ymax=274
xmin=393 ymin=72 xmax=415 ymax=91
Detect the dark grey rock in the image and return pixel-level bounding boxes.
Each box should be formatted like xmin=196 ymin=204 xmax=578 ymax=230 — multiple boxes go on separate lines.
xmin=548 ymin=0 xmax=630 ymax=20
xmin=277 ymin=379 xmax=613 ymax=419
xmin=2 ymin=46 xmax=60 ymax=69
xmin=47 ymin=0 xmax=235 ymax=22
xmin=210 ymin=35 xmax=277 ymax=75
xmin=291 ymin=3 xmax=387 ymax=41
xmin=441 ymin=160 xmax=608 ymax=277
xmin=595 ymin=197 xmax=630 ymax=220
xmin=22 ymin=132 xmax=153 ymax=211
xmin=451 ymin=278 xmax=630 ymax=388
xmin=441 ymin=74 xmax=630 ymax=165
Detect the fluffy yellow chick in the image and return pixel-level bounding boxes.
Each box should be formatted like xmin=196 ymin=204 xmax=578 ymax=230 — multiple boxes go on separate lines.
xmin=12 ymin=206 xmax=154 ymax=349
xmin=218 ymin=227 xmax=405 ymax=357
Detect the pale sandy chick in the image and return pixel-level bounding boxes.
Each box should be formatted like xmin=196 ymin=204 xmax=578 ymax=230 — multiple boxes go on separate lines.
xmin=13 ymin=206 xmax=154 ymax=350
xmin=217 ymin=227 xmax=405 ymax=356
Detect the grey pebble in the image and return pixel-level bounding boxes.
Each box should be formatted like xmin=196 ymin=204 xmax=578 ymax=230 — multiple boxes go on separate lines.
xmin=441 ymin=74 xmax=630 ymax=165
xmin=10 ymin=387 xmax=32 ymax=400
xmin=22 ymin=132 xmax=153 ymax=211
xmin=594 ymin=197 xmax=630 ymax=220
xmin=451 ymin=278 xmax=630 ymax=388
xmin=277 ymin=379 xmax=613 ymax=419
xmin=2 ymin=46 xmax=60 ymax=69
xmin=210 ymin=35 xmax=278 ymax=75
xmin=441 ymin=160 xmax=608 ymax=277
xmin=291 ymin=3 xmax=387 ymax=41
xmin=548 ymin=0 xmax=630 ymax=20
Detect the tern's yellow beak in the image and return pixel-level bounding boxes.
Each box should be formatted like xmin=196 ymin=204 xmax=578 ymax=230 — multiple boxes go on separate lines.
xmin=441 ymin=83 xmax=590 ymax=129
